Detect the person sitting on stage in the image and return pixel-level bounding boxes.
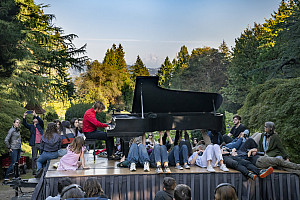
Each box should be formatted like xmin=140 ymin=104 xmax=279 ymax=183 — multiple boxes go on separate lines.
xmin=236 ymin=123 xmax=300 ymax=176
xmin=35 ymin=122 xmax=61 ymax=178
xmin=150 ymin=131 xmax=172 ymax=174
xmin=214 ymin=183 xmax=238 ymax=200
xmin=56 ymin=136 xmax=89 ymax=170
xmin=83 ymin=177 xmax=108 ymax=199
xmin=168 ymin=130 xmax=191 ymax=170
xmin=154 ymin=177 xmax=176 ymax=200
xmin=45 ymin=178 xmax=72 ymax=200
xmin=58 ymin=121 xmax=76 ymax=157
xmin=82 ymin=101 xmax=115 ymax=160
xmin=174 ymin=184 xmax=191 ymax=200
xmin=188 ymin=143 xmax=229 ymax=172
xmin=146 ymin=132 xmax=157 ymax=154
xmin=222 ymin=148 xmax=273 ymax=180
xmin=223 ymin=115 xmax=246 ymax=144
xmin=128 ymin=133 xmax=150 ymax=172
xmin=60 ymin=184 xmax=85 ymax=200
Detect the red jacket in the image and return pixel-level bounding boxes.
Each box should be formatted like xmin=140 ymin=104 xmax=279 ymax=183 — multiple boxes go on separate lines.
xmin=82 ymin=108 xmax=108 ymax=133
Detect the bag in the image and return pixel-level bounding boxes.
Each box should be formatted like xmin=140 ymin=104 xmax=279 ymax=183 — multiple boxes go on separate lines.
xmin=61 ymin=133 xmax=75 ymax=148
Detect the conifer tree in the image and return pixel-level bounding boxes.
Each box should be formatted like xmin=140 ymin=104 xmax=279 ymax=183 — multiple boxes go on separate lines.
xmin=157 ymin=56 xmax=173 ymax=88
xmin=129 ymin=55 xmax=150 ymax=81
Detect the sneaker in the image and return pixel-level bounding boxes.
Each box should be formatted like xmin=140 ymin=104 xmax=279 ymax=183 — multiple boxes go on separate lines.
xmin=220 ymin=164 xmax=229 ymax=172
xmin=144 ymin=162 xmax=150 ymax=172
xmin=130 ymin=163 xmax=136 ymax=171
xmin=156 ymin=165 xmax=163 ymax=174
xmin=175 ymin=165 xmax=183 ymax=170
xmin=35 ymin=168 xmax=44 ymax=178
xmin=259 ymin=167 xmax=273 ymax=178
xmin=207 ymin=165 xmax=216 ymax=172
xmin=247 ymin=172 xmax=257 ymax=181
xmin=53 ymin=162 xmax=58 ymax=169
xmin=163 ymin=166 xmax=172 ymax=173
xmin=183 ymin=164 xmax=190 ymax=169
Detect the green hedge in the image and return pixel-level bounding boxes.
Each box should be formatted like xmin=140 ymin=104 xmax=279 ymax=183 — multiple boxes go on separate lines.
xmin=239 ymin=78 xmax=300 ymax=162
xmin=0 ymin=98 xmax=30 ymax=155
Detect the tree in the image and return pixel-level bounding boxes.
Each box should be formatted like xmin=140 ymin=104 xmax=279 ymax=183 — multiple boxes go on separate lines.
xmin=239 ymin=77 xmax=300 ymax=163
xmin=157 ymin=56 xmax=173 ymax=88
xmin=129 ymin=55 xmax=150 ymax=80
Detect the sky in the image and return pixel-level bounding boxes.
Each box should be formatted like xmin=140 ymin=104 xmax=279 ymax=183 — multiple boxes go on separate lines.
xmin=36 ymin=0 xmax=282 ymax=68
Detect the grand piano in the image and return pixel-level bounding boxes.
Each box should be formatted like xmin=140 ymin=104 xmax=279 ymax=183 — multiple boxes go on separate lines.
xmin=107 ymin=76 xmax=224 ymax=156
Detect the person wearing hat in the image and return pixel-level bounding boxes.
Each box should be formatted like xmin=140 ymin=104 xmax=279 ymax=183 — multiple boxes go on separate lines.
xmin=23 ymin=110 xmax=44 ymax=175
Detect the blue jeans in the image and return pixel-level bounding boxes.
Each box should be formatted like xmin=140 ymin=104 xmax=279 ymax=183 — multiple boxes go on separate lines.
xmin=150 ymin=144 xmax=168 ymax=167
xmin=37 ymin=151 xmax=58 ymax=171
xmin=128 ymin=143 xmax=150 ymax=167
xmin=5 ymin=149 xmax=21 ymax=179
xmin=225 ymin=138 xmax=244 ymax=150
xmin=168 ymin=145 xmax=189 ymax=166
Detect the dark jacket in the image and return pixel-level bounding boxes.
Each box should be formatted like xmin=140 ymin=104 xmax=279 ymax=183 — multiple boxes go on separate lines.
xmin=258 ymin=133 xmax=288 ymax=159
xmin=40 ymin=133 xmax=61 ymax=153
xmin=23 ymin=116 xmax=44 ymax=146
xmin=154 ymin=190 xmax=174 ymax=200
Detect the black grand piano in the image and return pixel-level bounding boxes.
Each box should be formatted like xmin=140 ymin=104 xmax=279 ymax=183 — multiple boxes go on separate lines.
xmin=107 ymin=76 xmax=223 ymax=156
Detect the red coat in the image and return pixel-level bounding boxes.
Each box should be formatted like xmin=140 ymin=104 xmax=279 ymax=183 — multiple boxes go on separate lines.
xmin=82 ymin=108 xmax=108 ymax=133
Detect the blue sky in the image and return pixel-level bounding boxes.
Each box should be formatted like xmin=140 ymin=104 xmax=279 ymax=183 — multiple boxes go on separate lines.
xmin=36 ymin=0 xmax=282 ymax=68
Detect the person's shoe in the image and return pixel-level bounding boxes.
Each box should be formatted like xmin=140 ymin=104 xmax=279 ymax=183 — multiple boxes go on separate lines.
xmin=144 ymin=162 xmax=150 ymax=172
xmin=183 ymin=164 xmax=190 ymax=169
xmin=220 ymin=164 xmax=229 ymax=172
xmin=53 ymin=162 xmax=58 ymax=169
xmin=175 ymin=165 xmax=183 ymax=170
xmin=130 ymin=163 xmax=136 ymax=171
xmin=259 ymin=167 xmax=273 ymax=178
xmin=247 ymin=172 xmax=257 ymax=181
xmin=35 ymin=168 xmax=44 ymax=178
xmin=156 ymin=165 xmax=163 ymax=174
xmin=163 ymin=166 xmax=172 ymax=173
xmin=108 ymin=155 xmax=119 ymax=160
xmin=207 ymin=165 xmax=216 ymax=172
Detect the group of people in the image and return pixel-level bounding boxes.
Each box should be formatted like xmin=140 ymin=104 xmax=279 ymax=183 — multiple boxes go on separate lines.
xmin=4 ymin=101 xmax=300 ymax=199
xmin=45 ymin=177 xmax=108 ymax=200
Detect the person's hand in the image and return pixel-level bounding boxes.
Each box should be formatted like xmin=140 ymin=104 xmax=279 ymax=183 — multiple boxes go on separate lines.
xmin=286 ymin=158 xmax=290 ymax=162
xmin=33 ymin=110 xmax=37 ymax=117
xmin=83 ymin=166 xmax=90 ymax=170
xmin=23 ymin=112 xmax=27 ymax=118
xmin=9 ymin=149 xmax=12 ymax=152
xmin=160 ymin=131 xmax=164 ymax=136
xmin=166 ymin=130 xmax=171 ymax=137
xmin=248 ymin=148 xmax=257 ymax=157
xmin=228 ymin=133 xmax=232 ymax=137
xmin=107 ymin=120 xmax=111 ymax=124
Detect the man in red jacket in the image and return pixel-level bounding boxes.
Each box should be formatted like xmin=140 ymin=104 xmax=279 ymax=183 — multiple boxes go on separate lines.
xmin=83 ymin=101 xmax=114 ymax=159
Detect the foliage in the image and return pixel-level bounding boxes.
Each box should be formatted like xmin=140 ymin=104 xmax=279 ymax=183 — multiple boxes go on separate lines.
xmin=239 ymin=78 xmax=300 ymax=162
xmin=45 ymin=111 xmax=59 ymax=122
xmin=0 ymin=98 xmax=30 ymax=155
xmin=0 ymin=0 xmax=88 ymax=106
xmin=171 ymin=47 xmax=229 ymax=93
xmin=157 ymin=56 xmax=174 ymax=88
xmin=129 ymin=55 xmax=150 ymax=81
xmin=65 ymin=103 xmax=106 ymax=124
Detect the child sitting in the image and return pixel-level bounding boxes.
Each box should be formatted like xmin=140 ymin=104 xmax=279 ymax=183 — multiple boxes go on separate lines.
xmin=56 ymin=136 xmax=89 ymax=170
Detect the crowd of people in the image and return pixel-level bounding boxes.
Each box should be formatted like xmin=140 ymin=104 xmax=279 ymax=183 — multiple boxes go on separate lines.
xmin=3 ymin=101 xmax=300 ymax=199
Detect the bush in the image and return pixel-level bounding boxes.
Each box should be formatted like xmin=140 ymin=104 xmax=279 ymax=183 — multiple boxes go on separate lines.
xmin=45 ymin=111 xmax=59 ymax=122
xmin=0 ymin=98 xmax=30 ymax=155
xmin=239 ymin=78 xmax=300 ymax=162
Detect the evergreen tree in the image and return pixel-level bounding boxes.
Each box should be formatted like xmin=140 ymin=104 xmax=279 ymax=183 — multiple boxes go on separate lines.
xmin=129 ymin=55 xmax=150 ymax=80
xmin=157 ymin=56 xmax=173 ymax=88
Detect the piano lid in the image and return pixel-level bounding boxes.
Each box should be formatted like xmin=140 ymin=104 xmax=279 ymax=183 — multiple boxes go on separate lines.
xmin=132 ymin=76 xmax=223 ymax=114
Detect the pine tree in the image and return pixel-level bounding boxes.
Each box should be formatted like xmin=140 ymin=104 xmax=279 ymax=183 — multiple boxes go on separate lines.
xmin=129 ymin=55 xmax=150 ymax=81
xmin=157 ymin=56 xmax=173 ymax=88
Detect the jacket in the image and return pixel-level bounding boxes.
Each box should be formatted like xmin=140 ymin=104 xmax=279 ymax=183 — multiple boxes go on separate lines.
xmin=40 ymin=133 xmax=61 ymax=153
xmin=258 ymin=133 xmax=288 ymax=159
xmin=82 ymin=108 xmax=108 ymax=133
xmin=23 ymin=116 xmax=44 ymax=146
xmin=5 ymin=126 xmax=21 ymax=149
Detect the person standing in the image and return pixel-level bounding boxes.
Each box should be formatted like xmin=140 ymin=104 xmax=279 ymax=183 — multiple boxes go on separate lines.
xmin=23 ymin=110 xmax=44 ymax=175
xmin=154 ymin=177 xmax=176 ymax=200
xmin=82 ymin=101 xmax=114 ymax=159
xmin=4 ymin=118 xmax=22 ymax=181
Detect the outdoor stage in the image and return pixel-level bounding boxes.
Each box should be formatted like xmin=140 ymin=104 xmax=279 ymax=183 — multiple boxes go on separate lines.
xmin=32 ymin=152 xmax=300 ymax=200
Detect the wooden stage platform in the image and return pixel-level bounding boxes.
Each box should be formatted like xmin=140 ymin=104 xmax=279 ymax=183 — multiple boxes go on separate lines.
xmin=32 ymin=152 xmax=300 ymax=200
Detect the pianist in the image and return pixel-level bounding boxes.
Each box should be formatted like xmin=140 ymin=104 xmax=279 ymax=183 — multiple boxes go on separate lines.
xmin=82 ymin=101 xmax=114 ymax=160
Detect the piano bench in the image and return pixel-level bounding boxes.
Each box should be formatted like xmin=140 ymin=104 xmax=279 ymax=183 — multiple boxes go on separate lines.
xmin=85 ymin=139 xmax=96 ymax=163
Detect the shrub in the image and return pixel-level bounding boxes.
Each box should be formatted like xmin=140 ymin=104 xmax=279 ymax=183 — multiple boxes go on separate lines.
xmin=239 ymin=78 xmax=300 ymax=162
xmin=0 ymin=98 xmax=30 ymax=155
xmin=45 ymin=111 xmax=59 ymax=122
